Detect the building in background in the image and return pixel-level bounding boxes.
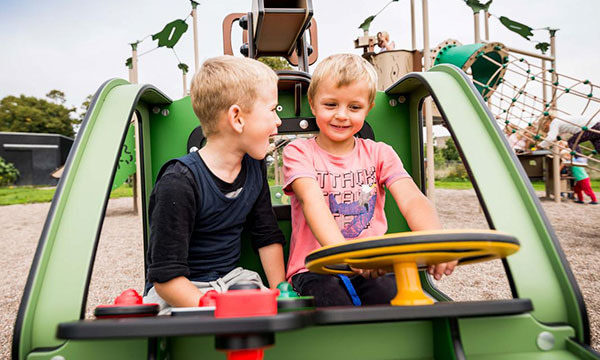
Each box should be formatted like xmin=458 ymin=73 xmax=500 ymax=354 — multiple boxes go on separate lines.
xmin=0 ymin=132 xmax=73 ymax=186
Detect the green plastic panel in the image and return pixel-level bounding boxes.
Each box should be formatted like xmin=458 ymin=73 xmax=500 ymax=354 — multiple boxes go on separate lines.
xmin=460 ymin=314 xmax=576 ymax=359
xmin=168 ymin=321 xmax=435 ymax=360
xmin=14 ymin=79 xmax=171 ymax=359
xmin=387 ymin=64 xmax=586 ymax=340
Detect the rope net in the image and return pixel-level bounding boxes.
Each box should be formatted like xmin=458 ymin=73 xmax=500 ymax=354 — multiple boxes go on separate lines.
xmin=472 ymin=50 xmax=600 ymax=171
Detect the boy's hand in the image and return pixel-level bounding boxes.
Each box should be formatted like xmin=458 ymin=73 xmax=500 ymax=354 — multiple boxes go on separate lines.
xmin=427 ymin=260 xmax=458 ymax=280
xmin=351 ymin=266 xmax=387 ymax=279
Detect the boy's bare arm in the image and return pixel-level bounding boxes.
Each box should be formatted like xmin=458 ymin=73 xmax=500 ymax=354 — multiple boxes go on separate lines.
xmin=154 ymin=277 xmax=203 ymax=307
xmin=291 ymin=177 xmax=346 ymax=247
xmin=258 ymin=243 xmax=286 ymax=288
xmin=388 ymin=178 xmax=457 ymax=279
xmin=389 ymin=178 xmax=441 ymax=230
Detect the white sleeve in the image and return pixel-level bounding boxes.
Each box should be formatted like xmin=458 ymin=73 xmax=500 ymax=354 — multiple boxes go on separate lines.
xmin=539 ymin=122 xmax=559 ymax=148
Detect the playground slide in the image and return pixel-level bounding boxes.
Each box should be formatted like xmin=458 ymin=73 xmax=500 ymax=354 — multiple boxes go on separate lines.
xmin=387 ymin=64 xmax=592 ymax=356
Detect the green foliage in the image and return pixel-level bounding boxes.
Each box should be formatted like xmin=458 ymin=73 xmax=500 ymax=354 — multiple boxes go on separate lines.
xmin=0 ymin=156 xmax=19 ymax=186
xmin=442 ymin=138 xmax=460 ymax=162
xmin=259 ymin=57 xmax=292 ymax=71
xmin=78 ymin=94 xmax=93 ymax=123
xmin=0 ymin=91 xmax=78 ymax=137
xmin=0 ymin=183 xmax=133 ymax=206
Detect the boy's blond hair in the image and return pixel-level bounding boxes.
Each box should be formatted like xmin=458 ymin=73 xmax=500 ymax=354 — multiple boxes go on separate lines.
xmin=190 ymin=56 xmax=278 ymax=137
xmin=308 ymin=54 xmax=377 ymax=104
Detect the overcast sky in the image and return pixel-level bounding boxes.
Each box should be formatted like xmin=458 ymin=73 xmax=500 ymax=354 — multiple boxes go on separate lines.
xmin=1 ymin=0 xmax=599 ymax=114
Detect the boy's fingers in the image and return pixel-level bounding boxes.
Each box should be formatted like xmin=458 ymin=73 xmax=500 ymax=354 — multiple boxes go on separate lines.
xmin=445 ymin=260 xmax=458 ymax=275
xmin=434 ymin=263 xmax=447 ymax=280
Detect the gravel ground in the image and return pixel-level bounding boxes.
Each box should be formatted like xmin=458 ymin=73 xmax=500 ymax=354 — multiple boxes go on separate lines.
xmin=1 ymin=189 xmax=598 ymax=358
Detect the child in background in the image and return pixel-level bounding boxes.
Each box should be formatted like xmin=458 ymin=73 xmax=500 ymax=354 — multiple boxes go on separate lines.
xmin=144 ymin=56 xmax=286 ymax=312
xmin=282 ymin=54 xmax=456 ymax=307
xmin=571 ymin=157 xmax=597 ymax=204
xmin=376 ymin=31 xmax=395 ymax=52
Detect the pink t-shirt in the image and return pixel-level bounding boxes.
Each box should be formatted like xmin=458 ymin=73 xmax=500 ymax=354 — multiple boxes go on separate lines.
xmin=282 ymin=137 xmax=410 ymax=280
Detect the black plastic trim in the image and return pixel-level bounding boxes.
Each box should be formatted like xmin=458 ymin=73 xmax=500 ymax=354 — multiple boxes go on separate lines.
xmin=314 ymin=299 xmax=533 ymax=325
xmin=305 ymin=233 xmax=518 ymax=264
xmin=57 ymin=312 xmax=314 ymax=340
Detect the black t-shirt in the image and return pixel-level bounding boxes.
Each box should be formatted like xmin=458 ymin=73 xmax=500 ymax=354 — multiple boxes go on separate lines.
xmin=147 ymin=153 xmax=285 ymax=285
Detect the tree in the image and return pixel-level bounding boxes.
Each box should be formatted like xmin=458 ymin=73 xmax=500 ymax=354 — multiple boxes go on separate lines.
xmin=46 ymin=90 xmax=67 ymax=104
xmin=442 ymin=138 xmax=460 ymax=162
xmin=0 ymin=92 xmax=77 ymax=137
xmin=259 ymin=57 xmax=292 ymax=71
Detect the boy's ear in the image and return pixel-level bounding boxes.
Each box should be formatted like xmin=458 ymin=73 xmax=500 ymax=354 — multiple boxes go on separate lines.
xmin=227 ymin=104 xmax=244 ymax=134
xmin=308 ymin=97 xmax=315 ymax=114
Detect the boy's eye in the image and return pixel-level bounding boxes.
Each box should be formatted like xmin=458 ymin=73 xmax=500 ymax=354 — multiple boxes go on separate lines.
xmin=350 ymin=105 xmax=363 ymax=110
xmin=324 ymin=103 xmax=336 ymax=108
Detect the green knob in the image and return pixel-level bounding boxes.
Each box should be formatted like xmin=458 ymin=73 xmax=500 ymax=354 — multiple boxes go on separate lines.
xmin=534 ymin=135 xmax=541 ymax=140
xmin=505 ymin=120 xmax=510 ymax=124
xmin=592 ymin=150 xmax=598 ymax=155
xmin=570 ymin=151 xmax=576 ymax=155
xmin=584 ymin=80 xmax=590 ymax=84
xmin=588 ymin=93 xmax=593 ymax=98
xmin=543 ymin=111 xmax=549 ymax=116
xmin=277 ymin=282 xmax=299 ymax=298
xmin=582 ymin=126 xmax=589 ymax=131
xmin=564 ymin=88 xmax=570 ymax=93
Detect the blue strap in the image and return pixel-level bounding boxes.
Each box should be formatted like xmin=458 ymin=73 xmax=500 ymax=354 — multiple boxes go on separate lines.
xmin=338 ymin=275 xmax=361 ymax=306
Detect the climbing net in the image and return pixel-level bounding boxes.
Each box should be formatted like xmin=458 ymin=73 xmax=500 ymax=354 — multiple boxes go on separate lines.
xmin=469 ymin=50 xmax=600 ymax=170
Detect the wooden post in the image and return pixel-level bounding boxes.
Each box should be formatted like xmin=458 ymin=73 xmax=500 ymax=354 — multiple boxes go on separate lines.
xmin=131 ymin=43 xmax=139 ymax=85
xmin=550 ymin=31 xmax=560 ymax=203
xmin=484 ymin=11 xmax=490 ymax=41
xmin=473 ymin=12 xmax=481 ymax=44
xmin=422 ymin=0 xmax=435 ymax=201
xmin=410 ymin=0 xmax=417 ymax=50
xmin=191 ymin=1 xmax=200 ymax=73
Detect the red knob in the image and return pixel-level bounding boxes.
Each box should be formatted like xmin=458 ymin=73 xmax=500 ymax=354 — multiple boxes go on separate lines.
xmin=114 ymin=289 xmax=143 ymax=305
xmin=199 ymin=290 xmax=218 ymax=307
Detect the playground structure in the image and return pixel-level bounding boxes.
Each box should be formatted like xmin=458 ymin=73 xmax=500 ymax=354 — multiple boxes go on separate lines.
xmin=12 ymin=0 xmax=600 ymax=359
xmin=356 ymin=2 xmax=600 ymax=203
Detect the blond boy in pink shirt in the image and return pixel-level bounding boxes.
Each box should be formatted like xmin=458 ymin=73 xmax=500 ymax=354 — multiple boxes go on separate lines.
xmin=283 ymin=54 xmax=456 ymax=307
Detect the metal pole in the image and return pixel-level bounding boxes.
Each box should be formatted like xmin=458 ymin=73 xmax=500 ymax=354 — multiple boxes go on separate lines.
xmin=192 ymin=2 xmax=200 ymax=72
xmin=473 ymin=12 xmax=481 ymax=43
xmin=422 ymin=0 xmax=435 ymax=201
xmin=484 ymin=11 xmax=490 ymax=41
xmin=550 ymin=32 xmax=560 ymax=203
xmin=410 ymin=0 xmax=417 ymax=50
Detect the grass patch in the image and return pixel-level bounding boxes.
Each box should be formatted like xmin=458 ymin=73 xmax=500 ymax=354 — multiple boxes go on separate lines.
xmin=434 ymin=181 xmax=473 ymax=190
xmin=0 ymin=184 xmax=133 ymax=206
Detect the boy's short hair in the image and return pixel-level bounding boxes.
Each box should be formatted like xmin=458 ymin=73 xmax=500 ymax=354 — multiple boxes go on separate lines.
xmin=308 ymin=54 xmax=378 ymax=104
xmin=190 ymin=56 xmax=278 ymax=137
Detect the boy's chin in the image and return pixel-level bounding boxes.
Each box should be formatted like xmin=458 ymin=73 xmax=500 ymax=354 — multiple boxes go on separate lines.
xmin=246 ymin=151 xmax=267 ymax=160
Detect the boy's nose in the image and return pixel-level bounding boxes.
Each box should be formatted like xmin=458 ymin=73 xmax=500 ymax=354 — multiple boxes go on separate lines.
xmin=275 ymin=114 xmax=282 ymax=127
xmin=335 ymin=108 xmax=349 ymax=120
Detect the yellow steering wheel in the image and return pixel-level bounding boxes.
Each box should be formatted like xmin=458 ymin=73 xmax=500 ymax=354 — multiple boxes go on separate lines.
xmin=305 ymin=230 xmax=519 ymax=306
